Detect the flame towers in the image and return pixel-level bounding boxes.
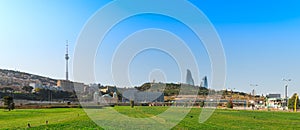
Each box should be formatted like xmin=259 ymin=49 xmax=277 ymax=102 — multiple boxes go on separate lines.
xmin=201 ymin=76 xmax=208 ymax=88
xmin=186 ymin=69 xmax=194 ymax=86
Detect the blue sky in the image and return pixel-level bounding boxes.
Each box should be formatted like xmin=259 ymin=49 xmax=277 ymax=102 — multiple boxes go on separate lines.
xmin=1 ymin=0 xmax=300 ymax=97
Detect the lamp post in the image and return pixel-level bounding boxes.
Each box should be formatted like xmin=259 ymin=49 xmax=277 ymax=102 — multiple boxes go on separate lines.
xmin=283 ymin=79 xmax=291 ymax=108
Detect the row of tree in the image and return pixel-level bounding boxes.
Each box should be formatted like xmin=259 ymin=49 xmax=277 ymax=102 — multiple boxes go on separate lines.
xmin=0 ymin=88 xmax=77 ymax=101
xmin=135 ymin=83 xmax=209 ymax=96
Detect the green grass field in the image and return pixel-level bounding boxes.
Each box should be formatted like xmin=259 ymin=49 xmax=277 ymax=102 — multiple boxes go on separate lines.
xmin=1 ymin=107 xmax=300 ymax=129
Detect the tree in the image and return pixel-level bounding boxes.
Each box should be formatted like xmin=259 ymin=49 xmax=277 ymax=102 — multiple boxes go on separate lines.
xmin=227 ymin=99 xmax=233 ymax=109
xmin=199 ymin=101 xmax=205 ymax=107
xmin=130 ymin=100 xmax=134 ymax=108
xmin=288 ymin=93 xmax=300 ymax=110
xmin=22 ymin=86 xmax=33 ymax=93
xmin=3 ymin=96 xmax=14 ymax=111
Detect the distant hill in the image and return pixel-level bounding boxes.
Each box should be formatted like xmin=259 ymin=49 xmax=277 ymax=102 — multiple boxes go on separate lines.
xmin=0 ymin=68 xmax=57 ymax=90
xmin=133 ymin=82 xmax=264 ymax=101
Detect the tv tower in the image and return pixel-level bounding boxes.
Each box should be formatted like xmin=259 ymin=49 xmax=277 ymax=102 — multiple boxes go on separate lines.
xmin=65 ymin=40 xmax=69 ymax=81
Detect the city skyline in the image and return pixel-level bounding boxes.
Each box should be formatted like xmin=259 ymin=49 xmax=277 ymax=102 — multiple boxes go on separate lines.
xmin=1 ymin=0 xmax=300 ymax=97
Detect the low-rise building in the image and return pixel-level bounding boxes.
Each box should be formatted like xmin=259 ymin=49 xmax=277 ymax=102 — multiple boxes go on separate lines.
xmin=57 ymin=80 xmax=74 ymax=92
xmin=267 ymin=98 xmax=284 ymax=108
xmin=93 ymin=91 xmax=118 ymax=104
xmin=57 ymin=80 xmax=84 ymax=93
xmin=29 ymin=83 xmax=43 ymax=92
xmin=100 ymin=86 xmax=117 ymax=94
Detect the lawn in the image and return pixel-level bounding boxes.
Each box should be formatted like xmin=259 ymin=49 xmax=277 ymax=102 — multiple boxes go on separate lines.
xmin=1 ymin=107 xmax=300 ymax=129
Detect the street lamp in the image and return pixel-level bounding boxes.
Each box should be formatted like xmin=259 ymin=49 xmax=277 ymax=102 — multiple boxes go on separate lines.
xmin=282 ymin=78 xmax=291 ymax=107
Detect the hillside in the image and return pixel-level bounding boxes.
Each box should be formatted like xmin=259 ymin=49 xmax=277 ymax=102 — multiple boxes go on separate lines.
xmin=0 ymin=68 xmax=57 ymax=91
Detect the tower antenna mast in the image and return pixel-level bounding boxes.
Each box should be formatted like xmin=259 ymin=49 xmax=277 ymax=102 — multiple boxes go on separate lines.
xmin=65 ymin=40 xmax=69 ymax=81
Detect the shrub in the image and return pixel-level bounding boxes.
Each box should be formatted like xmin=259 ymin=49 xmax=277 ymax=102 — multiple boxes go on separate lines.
xmin=199 ymin=101 xmax=205 ymax=107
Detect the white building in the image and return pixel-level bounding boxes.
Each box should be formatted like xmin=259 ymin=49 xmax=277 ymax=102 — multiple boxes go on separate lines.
xmin=29 ymin=83 xmax=43 ymax=92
